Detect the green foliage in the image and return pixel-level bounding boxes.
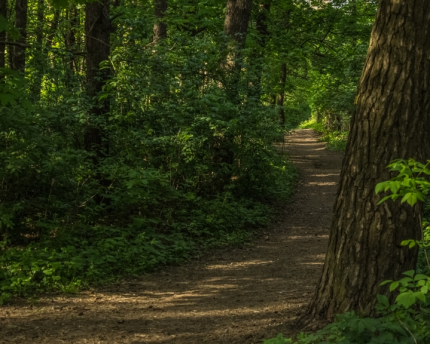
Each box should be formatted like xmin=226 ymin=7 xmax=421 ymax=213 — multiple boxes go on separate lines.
xmin=264 ymin=307 xmax=430 ymax=343
xmin=0 ymin=0 xmax=301 ymax=303
xmin=299 ymin=119 xmax=348 ymax=151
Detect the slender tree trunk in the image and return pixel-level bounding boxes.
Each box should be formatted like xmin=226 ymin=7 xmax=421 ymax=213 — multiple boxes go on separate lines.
xmin=216 ymin=0 xmax=253 ymax=189
xmin=32 ymin=0 xmax=44 ymax=99
xmin=277 ymin=62 xmax=286 ymax=126
xmin=153 ymin=0 xmax=167 ymax=42
xmin=84 ymin=0 xmax=110 ymax=161
xmin=64 ymin=4 xmax=78 ymax=88
xmin=248 ymin=1 xmax=270 ymax=99
xmin=7 ymin=33 xmax=13 ymax=68
xmin=13 ymin=0 xmax=27 ymax=73
xmin=335 ymin=115 xmax=342 ymax=131
xmin=303 ymin=0 xmax=430 ymax=323
xmin=35 ymin=0 xmax=44 ymax=49
xmin=0 ymin=0 xmax=7 ymax=71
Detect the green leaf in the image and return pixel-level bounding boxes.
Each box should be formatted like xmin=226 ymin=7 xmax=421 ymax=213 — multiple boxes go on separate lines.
xmin=380 ymin=280 xmax=393 ymax=286
xmin=414 ymin=291 xmax=426 ymax=302
xmin=401 ymin=239 xmax=416 ymax=249
xmin=395 ymin=291 xmax=416 ymax=308
xmin=377 ymin=294 xmax=389 ymax=307
xmin=403 ymin=270 xmax=415 ymax=278
xmin=413 ymin=274 xmax=429 ymax=281
xmin=375 ymin=182 xmax=385 ymax=195
xmin=389 ymin=281 xmax=400 ymax=292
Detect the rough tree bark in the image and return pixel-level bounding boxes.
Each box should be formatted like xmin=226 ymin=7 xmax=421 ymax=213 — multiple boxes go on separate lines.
xmin=84 ymin=0 xmax=110 ymax=160
xmin=303 ymin=0 xmax=430 ymax=323
xmin=224 ymin=0 xmax=253 ymax=49
xmin=13 ymin=0 xmax=27 ymax=73
xmin=223 ymin=0 xmax=253 ymax=102
xmin=153 ymin=0 xmax=167 ymax=41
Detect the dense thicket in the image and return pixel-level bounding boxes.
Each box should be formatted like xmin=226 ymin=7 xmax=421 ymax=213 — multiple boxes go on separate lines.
xmin=0 ymin=0 xmax=376 ymax=301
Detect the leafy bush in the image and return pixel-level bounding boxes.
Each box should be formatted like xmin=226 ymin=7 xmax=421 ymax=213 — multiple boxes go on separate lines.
xmin=0 ymin=33 xmax=298 ymax=303
xmin=299 ymin=119 xmax=348 ymax=151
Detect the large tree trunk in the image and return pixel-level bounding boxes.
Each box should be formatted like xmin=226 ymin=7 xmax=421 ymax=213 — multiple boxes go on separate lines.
xmin=303 ymin=0 xmax=430 ymax=323
xmin=224 ymin=0 xmax=253 ymax=49
xmin=84 ymin=0 xmax=110 ymax=160
xmin=13 ymin=0 xmax=27 ymax=73
xmin=0 ymin=0 xmax=6 ymax=71
xmin=153 ymin=0 xmax=167 ymax=42
xmin=277 ymin=62 xmax=286 ymax=126
xmin=216 ymin=0 xmax=253 ymax=189
xmin=223 ymin=0 xmax=253 ymax=102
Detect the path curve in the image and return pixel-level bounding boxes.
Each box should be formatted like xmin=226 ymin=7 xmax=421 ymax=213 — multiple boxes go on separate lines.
xmin=1 ymin=129 xmax=343 ymax=344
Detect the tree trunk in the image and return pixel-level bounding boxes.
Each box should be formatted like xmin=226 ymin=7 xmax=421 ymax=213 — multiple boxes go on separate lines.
xmin=277 ymin=62 xmax=286 ymax=126
xmin=223 ymin=0 xmax=253 ymax=102
xmin=65 ymin=4 xmax=78 ymax=88
xmin=84 ymin=0 xmax=110 ymax=160
xmin=13 ymin=0 xmax=27 ymax=73
xmin=335 ymin=115 xmax=342 ymax=131
xmin=248 ymin=1 xmax=270 ymax=99
xmin=224 ymin=0 xmax=253 ymax=49
xmin=31 ymin=0 xmax=44 ymax=99
xmin=153 ymin=0 xmax=167 ymax=42
xmin=0 ymin=0 xmax=6 ymax=71
xmin=303 ymin=0 xmax=430 ymax=323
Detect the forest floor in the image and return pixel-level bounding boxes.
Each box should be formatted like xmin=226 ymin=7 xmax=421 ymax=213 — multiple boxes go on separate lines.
xmin=0 ymin=129 xmax=343 ymax=344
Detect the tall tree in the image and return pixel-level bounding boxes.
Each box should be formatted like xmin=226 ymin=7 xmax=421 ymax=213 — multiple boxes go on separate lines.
xmin=13 ymin=0 xmax=27 ymax=72
xmin=32 ymin=0 xmax=45 ymax=99
xmin=277 ymin=62 xmax=286 ymax=126
xmin=0 ymin=0 xmax=6 ymax=71
xmin=251 ymin=1 xmax=271 ymax=97
xmin=64 ymin=4 xmax=79 ymax=87
xmin=153 ymin=0 xmax=167 ymax=41
xmin=84 ymin=0 xmax=110 ymax=160
xmin=303 ymin=0 xmax=430 ymax=322
xmin=223 ymin=0 xmax=253 ymax=101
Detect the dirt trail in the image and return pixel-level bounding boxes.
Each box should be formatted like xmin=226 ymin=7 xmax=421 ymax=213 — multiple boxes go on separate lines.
xmin=0 ymin=129 xmax=343 ymax=344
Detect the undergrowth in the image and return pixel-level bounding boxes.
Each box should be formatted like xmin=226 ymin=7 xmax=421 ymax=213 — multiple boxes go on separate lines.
xmin=0 ymin=30 xmax=299 ymax=304
xmin=299 ymin=119 xmax=348 ymax=152
xmin=0 ymin=156 xmax=297 ymax=304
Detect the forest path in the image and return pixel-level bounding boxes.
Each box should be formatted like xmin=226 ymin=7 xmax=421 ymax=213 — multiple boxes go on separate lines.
xmin=1 ymin=129 xmax=343 ymax=344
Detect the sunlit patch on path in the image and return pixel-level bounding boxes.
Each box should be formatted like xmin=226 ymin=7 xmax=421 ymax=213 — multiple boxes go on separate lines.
xmin=0 ymin=129 xmax=343 ymax=344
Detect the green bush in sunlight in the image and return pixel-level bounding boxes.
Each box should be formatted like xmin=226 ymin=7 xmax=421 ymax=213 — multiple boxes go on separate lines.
xmin=299 ymin=119 xmax=348 ymax=152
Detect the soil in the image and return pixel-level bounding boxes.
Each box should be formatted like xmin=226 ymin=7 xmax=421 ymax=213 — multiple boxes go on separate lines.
xmin=0 ymin=129 xmax=344 ymax=344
